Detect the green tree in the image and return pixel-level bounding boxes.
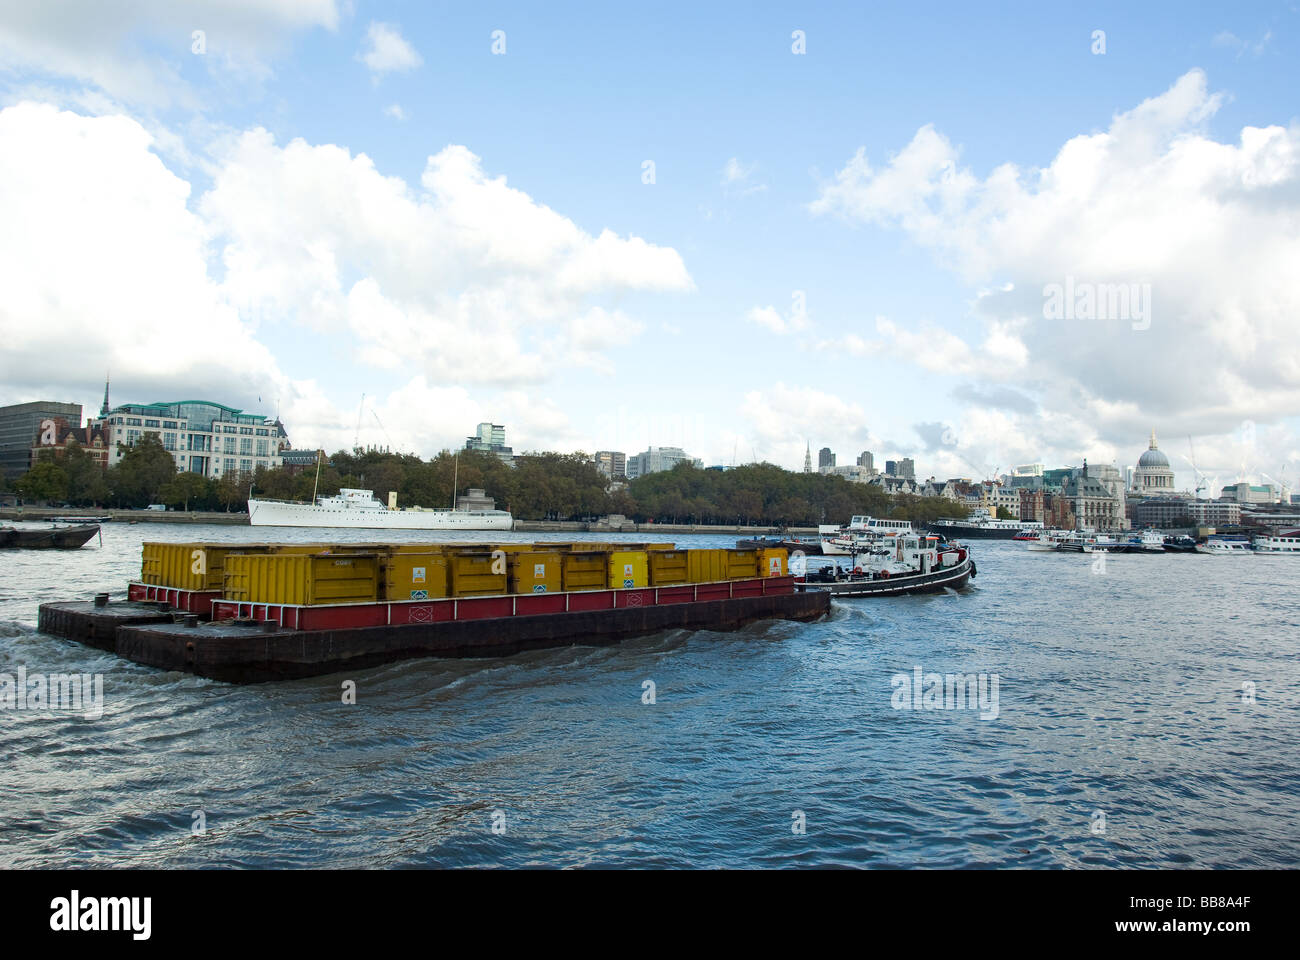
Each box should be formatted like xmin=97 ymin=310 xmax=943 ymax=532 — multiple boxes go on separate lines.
xmin=160 ymin=471 xmax=211 ymax=511
xmin=15 ymin=460 xmax=68 ymax=504
xmin=61 ymin=442 xmax=108 ymax=506
xmin=108 ymin=434 xmax=176 ymax=507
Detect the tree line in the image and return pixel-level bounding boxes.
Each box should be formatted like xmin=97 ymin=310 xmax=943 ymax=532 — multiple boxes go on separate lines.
xmin=9 ymin=436 xmax=967 ymax=527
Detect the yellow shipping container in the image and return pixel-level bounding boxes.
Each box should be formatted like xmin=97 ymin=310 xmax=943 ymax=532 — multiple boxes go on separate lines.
xmin=561 ymin=552 xmax=608 ymax=591
xmin=608 ymin=550 xmax=648 ymax=589
xmin=648 ymin=549 xmax=689 ymax=586
xmin=726 ymin=549 xmax=760 ymax=580
xmin=382 ymin=553 xmax=449 ymax=601
xmin=757 ymin=548 xmax=789 ymax=578
xmin=142 ymin=542 xmax=273 ymax=591
xmin=686 ymin=549 xmax=728 ymax=583
xmin=448 ymin=553 xmax=507 ymax=597
xmin=507 ymin=551 xmax=563 ymax=594
xmin=223 ymin=553 xmax=379 ymax=605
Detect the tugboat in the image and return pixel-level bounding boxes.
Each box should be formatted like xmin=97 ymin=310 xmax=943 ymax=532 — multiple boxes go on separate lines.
xmin=1162 ymin=535 xmax=1198 ymax=553
xmin=795 ymin=533 xmax=975 ymax=598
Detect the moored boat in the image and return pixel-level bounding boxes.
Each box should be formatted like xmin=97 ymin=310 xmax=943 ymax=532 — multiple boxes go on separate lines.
xmin=1195 ymin=536 xmax=1253 ymax=555
xmin=928 ymin=511 xmax=1043 ymax=540
xmin=248 ymin=488 xmax=514 ymax=531
xmin=0 ymin=523 xmax=100 ymax=549
xmin=1252 ymin=530 xmax=1300 ymax=554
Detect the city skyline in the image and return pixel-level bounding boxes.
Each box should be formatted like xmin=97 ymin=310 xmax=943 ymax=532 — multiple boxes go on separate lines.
xmin=1 ymin=4 xmax=1298 ymax=493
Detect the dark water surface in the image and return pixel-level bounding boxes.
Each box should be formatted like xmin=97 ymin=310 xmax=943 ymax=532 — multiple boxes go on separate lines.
xmin=1 ymin=523 xmax=1296 ymax=868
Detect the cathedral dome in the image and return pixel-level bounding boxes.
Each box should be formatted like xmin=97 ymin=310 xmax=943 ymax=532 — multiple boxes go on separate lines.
xmin=1138 ymin=446 xmax=1170 ymax=468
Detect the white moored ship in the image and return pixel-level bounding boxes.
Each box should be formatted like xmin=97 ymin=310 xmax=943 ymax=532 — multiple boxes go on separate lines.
xmin=248 ymin=488 xmax=514 ymax=531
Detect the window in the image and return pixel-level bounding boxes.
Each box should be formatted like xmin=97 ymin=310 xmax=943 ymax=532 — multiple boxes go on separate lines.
xmin=163 ymin=432 xmax=177 ymax=451
xmin=239 ymin=437 xmax=252 ymax=455
xmin=224 ymin=438 xmax=236 ymax=454
xmin=127 ymin=418 xmax=142 ymax=426
xmin=239 ymin=427 xmax=253 ymax=436
xmin=256 ymin=428 xmax=269 ymax=436
xmin=223 ymin=457 xmax=235 ymax=472
xmin=144 ymin=419 xmax=160 ymax=427
xmin=256 ymin=439 xmax=268 ymax=456
xmin=164 ymin=421 xmax=177 ymax=429
xmin=240 ymin=458 xmax=252 ymax=474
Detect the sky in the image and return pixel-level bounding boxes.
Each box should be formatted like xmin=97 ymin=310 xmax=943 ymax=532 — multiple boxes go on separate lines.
xmin=0 ymin=1 xmax=1297 ymax=497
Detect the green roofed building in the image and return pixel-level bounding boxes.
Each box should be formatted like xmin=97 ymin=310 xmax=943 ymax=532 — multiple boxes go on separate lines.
xmin=97 ymin=400 xmax=288 ymax=479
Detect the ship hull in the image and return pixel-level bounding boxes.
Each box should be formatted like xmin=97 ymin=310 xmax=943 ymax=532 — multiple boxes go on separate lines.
xmin=247 ymin=499 xmax=513 ymax=531
xmin=926 ymin=524 xmax=1036 ymax=540
xmin=796 ymin=558 xmax=974 ymax=597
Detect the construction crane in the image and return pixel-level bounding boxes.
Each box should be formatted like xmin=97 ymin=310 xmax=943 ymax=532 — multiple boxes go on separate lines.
xmin=1186 ymin=436 xmax=1208 ymax=497
xmin=371 ymin=410 xmax=395 ymax=454
xmin=1259 ymin=466 xmax=1290 ymax=503
xmin=353 ymin=393 xmax=366 ymax=453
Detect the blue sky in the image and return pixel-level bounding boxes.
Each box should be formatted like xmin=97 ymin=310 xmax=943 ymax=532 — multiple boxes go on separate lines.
xmin=1 ymin=1 xmax=1297 ymax=495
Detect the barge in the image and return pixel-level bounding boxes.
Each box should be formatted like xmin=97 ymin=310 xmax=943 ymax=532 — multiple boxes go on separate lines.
xmin=0 ymin=523 xmax=100 ymax=549
xmin=37 ymin=540 xmax=829 ymax=683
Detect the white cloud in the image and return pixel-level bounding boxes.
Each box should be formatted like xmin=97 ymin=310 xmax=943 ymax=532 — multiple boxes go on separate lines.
xmin=198 ymin=132 xmax=692 ymax=386
xmin=357 ymin=21 xmax=422 ymax=79
xmin=740 ymin=382 xmax=877 ymax=467
xmin=0 ymin=0 xmax=341 ymax=107
xmin=721 ymin=156 xmax=767 ymax=196
xmin=812 ymin=69 xmax=1300 ymax=475
xmin=746 ymin=304 xmax=808 ymax=335
xmin=383 ymin=103 xmax=407 ymax=121
xmin=1212 ymin=29 xmax=1273 ymax=59
xmin=0 ymin=101 xmax=693 ymax=458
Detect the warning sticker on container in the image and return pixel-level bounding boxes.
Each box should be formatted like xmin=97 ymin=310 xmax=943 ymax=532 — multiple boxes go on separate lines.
xmin=623 ymin=578 xmax=634 ymax=588
xmin=409 ymin=590 xmax=428 ymax=600
xmin=534 ymin=563 xmax=545 ymax=578
xmin=413 ymin=566 xmax=426 ymax=584
xmin=624 ymin=564 xmax=634 ymax=577
xmin=769 ymin=558 xmax=782 ymax=573
xmin=532 ymin=584 xmax=546 ymax=593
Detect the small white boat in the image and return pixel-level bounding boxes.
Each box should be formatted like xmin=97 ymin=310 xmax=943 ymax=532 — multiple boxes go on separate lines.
xmin=1135 ymin=528 xmax=1167 ymax=553
xmin=1026 ymin=530 xmax=1068 ymax=552
xmin=1195 ymin=536 xmax=1253 ymax=555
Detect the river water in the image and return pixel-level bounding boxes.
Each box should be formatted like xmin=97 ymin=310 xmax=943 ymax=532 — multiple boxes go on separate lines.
xmin=1 ymin=523 xmax=1296 ymax=868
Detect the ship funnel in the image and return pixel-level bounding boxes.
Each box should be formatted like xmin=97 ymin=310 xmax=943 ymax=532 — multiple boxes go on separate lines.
xmin=388 ymin=491 xmax=398 ymax=510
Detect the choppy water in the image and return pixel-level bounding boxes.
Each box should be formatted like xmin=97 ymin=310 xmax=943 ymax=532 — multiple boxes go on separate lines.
xmin=1 ymin=522 xmax=1297 ymax=868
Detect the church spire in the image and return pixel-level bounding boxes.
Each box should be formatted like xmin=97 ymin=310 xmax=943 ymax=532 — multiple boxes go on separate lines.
xmin=99 ymin=373 xmax=111 ymax=418
xmin=803 ymin=442 xmax=812 ymax=474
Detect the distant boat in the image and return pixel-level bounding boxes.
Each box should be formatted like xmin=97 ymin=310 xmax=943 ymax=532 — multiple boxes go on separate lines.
xmin=928 ymin=511 xmax=1044 ymax=540
xmin=820 ymin=515 xmax=913 ymax=555
xmin=1252 ymin=530 xmax=1300 ymax=554
xmin=0 ymin=523 xmax=100 ymax=549
xmin=247 ymin=488 xmax=513 ymax=531
xmin=1195 ymin=536 xmax=1252 ymax=555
